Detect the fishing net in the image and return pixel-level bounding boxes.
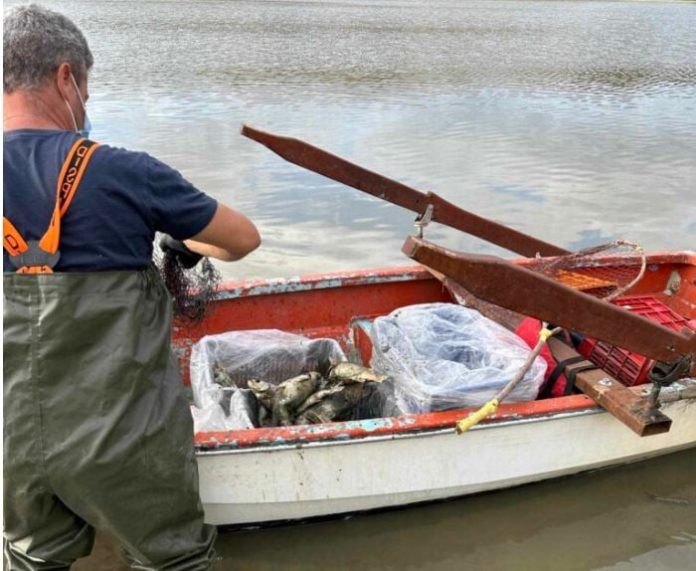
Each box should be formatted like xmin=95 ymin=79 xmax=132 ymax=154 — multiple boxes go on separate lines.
xmin=153 ymin=238 xmax=222 ymax=323
xmin=526 ymin=240 xmax=646 ymax=301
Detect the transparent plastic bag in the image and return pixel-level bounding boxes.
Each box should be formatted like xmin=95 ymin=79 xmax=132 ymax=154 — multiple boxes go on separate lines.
xmin=189 ymin=329 xmax=346 ymax=432
xmin=370 ymin=303 xmax=547 ymax=414
xmin=190 ymin=389 xmax=257 ymax=432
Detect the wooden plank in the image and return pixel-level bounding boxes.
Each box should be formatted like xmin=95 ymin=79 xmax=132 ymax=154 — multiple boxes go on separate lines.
xmin=548 ymin=338 xmax=672 ymax=437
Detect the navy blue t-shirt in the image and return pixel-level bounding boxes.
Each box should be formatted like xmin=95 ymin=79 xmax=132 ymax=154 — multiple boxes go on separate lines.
xmin=3 ymin=129 xmax=218 ymax=272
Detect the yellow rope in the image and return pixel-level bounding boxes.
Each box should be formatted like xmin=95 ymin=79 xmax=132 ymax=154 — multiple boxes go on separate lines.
xmin=538 ymin=327 xmax=554 ymax=343
xmin=456 ymin=398 xmax=499 ymax=434
xmin=455 ymin=324 xmax=559 ymax=434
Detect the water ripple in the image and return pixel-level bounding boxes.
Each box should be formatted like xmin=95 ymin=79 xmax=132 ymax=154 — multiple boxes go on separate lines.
xmin=8 ymin=0 xmax=696 ymax=280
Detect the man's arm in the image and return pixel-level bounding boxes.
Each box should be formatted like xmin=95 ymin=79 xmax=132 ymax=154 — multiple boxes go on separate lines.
xmin=184 ymin=203 xmax=261 ymax=262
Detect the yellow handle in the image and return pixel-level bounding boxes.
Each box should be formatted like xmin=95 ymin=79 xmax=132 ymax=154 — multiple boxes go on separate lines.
xmin=456 ymin=398 xmax=499 ymax=434
xmin=538 ymin=327 xmax=554 ymax=343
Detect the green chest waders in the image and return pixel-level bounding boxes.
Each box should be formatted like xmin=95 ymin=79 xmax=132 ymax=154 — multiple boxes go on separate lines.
xmin=3 ymin=140 xmax=216 ymax=571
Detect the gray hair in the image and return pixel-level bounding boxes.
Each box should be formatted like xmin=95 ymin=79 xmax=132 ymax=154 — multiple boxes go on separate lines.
xmin=3 ymin=4 xmax=93 ymax=93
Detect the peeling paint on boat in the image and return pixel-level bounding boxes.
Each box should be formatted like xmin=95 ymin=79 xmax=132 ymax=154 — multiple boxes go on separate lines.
xmin=193 ymin=394 xmax=604 ymax=450
xmin=212 ymin=267 xmax=430 ymax=301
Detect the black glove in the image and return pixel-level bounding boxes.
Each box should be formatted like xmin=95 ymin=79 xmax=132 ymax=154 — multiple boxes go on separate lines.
xmin=159 ymin=235 xmax=203 ymax=269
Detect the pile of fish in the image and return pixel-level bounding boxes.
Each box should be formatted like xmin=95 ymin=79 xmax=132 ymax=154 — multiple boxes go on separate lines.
xmin=212 ymin=361 xmax=386 ymax=427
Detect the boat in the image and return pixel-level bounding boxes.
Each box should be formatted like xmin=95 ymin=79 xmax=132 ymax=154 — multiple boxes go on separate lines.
xmin=172 ymin=251 xmax=696 ymax=527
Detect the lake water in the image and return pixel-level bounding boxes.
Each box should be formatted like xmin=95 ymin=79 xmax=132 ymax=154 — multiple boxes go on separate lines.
xmin=7 ymin=0 xmax=696 ymax=281
xmin=6 ymin=0 xmax=696 ymax=568
xmin=75 ymin=449 xmax=696 ymax=571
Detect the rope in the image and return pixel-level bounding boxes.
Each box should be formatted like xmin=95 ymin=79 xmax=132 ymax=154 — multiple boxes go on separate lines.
xmin=456 ymin=324 xmax=562 ymax=433
xmin=456 ymin=240 xmax=649 ymax=434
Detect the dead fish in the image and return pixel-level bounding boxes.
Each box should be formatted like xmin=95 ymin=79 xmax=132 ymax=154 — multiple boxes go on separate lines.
xmin=353 ymin=381 xmax=389 ymax=420
xmin=328 ymin=362 xmax=386 ymax=384
xmin=248 ymin=379 xmax=276 ymax=412
xmin=296 ymin=385 xmax=344 ymax=415
xmin=213 ymin=362 xmax=236 ymax=388
xmin=272 ymin=372 xmax=322 ymax=426
xmin=316 ymin=354 xmax=341 ymax=378
xmin=258 ymin=406 xmax=273 ymax=428
xmin=295 ymin=382 xmax=364 ymax=425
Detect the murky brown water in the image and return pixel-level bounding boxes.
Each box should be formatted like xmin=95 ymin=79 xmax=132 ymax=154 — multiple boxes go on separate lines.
xmin=6 ymin=0 xmax=696 ymax=568
xmin=72 ymin=449 xmax=696 ymax=570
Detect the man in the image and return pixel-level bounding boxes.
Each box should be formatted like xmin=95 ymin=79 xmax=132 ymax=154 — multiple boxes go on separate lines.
xmin=3 ymin=5 xmax=260 ymax=570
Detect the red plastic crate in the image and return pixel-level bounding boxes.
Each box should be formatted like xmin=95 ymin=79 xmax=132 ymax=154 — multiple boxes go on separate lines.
xmin=578 ymin=295 xmax=694 ymax=386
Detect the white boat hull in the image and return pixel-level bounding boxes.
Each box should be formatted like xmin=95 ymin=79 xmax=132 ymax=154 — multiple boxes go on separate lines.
xmin=196 ymin=399 xmax=696 ymax=526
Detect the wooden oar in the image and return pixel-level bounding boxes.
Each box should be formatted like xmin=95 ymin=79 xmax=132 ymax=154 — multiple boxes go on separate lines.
xmin=403 ymin=236 xmax=696 ymax=363
xmin=241 ymin=125 xmax=568 ymax=258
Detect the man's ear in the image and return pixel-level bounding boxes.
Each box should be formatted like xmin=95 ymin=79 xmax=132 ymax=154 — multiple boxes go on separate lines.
xmin=55 ymin=62 xmax=74 ymax=99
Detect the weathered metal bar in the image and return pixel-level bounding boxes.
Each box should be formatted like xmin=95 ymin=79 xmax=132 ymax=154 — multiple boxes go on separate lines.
xmin=402 ymin=236 xmax=696 ymax=362
xmin=241 ymin=125 xmax=568 ymax=258
xmin=426 ymin=267 xmax=524 ymax=330
xmin=549 ymin=338 xmax=672 ymax=436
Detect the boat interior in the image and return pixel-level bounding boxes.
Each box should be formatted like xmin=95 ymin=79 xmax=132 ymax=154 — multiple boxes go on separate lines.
xmin=172 ymin=252 xmax=696 ymax=448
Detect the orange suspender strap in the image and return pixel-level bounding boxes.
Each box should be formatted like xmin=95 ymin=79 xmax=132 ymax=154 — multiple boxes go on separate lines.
xmin=39 ymin=137 xmax=100 ymax=253
xmin=3 ymin=137 xmax=100 ymax=273
xmin=3 ymin=217 xmax=28 ymax=256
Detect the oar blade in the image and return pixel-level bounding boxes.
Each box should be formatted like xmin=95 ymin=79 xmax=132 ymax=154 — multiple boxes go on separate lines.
xmin=241 ymin=124 xmax=567 ymax=257
xmin=241 ymin=125 xmax=426 ymax=212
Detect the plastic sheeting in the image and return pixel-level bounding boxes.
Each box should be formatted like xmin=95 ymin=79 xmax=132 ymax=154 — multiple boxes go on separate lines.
xmin=370 ymin=303 xmax=547 ymax=414
xmin=189 ymin=329 xmax=346 ymax=432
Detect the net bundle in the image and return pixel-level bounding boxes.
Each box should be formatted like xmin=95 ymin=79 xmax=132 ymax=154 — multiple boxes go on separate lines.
xmin=153 ymin=240 xmax=222 ymax=323
xmin=527 ymin=240 xmax=646 ymax=301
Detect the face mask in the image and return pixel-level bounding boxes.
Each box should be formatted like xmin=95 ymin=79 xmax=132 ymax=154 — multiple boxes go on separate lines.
xmin=64 ymin=74 xmax=91 ymax=138
xmin=79 ymin=114 xmax=92 ymax=140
